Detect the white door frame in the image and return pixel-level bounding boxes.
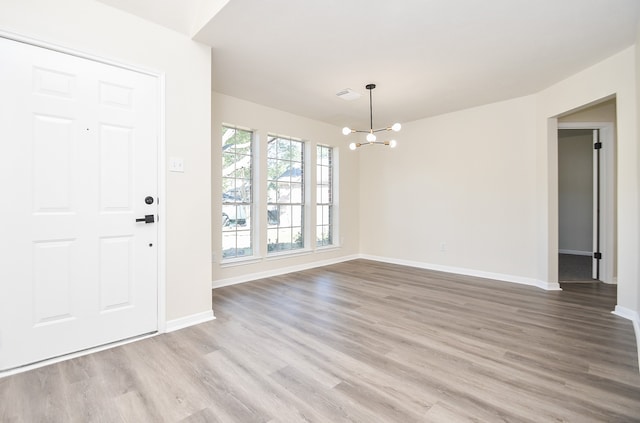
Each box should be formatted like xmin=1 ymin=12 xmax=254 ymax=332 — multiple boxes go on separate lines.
xmin=0 ymin=30 xmax=167 ymax=356
xmin=557 ymin=121 xmax=615 ymax=284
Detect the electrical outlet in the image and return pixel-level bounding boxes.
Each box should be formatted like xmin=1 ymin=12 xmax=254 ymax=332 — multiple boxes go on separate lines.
xmin=440 ymin=242 xmax=446 ymax=252
xmin=169 ymin=157 xmax=184 ymax=172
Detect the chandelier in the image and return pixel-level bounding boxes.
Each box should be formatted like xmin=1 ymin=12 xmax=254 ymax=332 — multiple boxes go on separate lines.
xmin=341 ymin=83 xmax=401 ymax=150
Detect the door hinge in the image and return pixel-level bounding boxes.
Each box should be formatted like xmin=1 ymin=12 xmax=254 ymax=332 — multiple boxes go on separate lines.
xmin=594 ymin=142 xmax=602 ymax=150
xmin=594 ymin=252 xmax=602 ymax=259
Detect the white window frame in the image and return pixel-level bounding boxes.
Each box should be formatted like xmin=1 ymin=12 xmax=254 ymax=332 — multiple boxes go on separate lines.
xmin=221 ymin=124 xmax=255 ymax=263
xmin=266 ymin=134 xmax=307 ymax=256
xmin=316 ymin=144 xmax=335 ymax=248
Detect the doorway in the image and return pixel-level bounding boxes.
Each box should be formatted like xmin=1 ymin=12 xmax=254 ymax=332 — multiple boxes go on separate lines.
xmin=557 ymin=118 xmax=615 ymax=285
xmin=0 ymin=36 xmax=161 ymax=371
xmin=558 ymin=129 xmax=595 ymax=281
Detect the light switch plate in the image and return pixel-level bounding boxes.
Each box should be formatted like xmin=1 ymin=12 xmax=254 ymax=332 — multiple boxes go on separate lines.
xmin=169 ymin=157 xmax=184 ymax=172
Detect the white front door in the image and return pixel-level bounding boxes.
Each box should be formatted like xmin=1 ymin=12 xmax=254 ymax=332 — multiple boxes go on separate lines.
xmin=0 ymin=37 xmax=159 ymax=371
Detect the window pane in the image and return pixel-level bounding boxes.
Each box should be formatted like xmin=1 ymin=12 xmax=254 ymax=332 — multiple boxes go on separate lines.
xmin=267 ymin=228 xmax=278 ymax=251
xmin=268 ymin=182 xmax=279 ymax=203
xmin=267 ymin=205 xmax=280 ymax=226
xmin=317 ymin=166 xmax=327 ymax=184
xmin=235 ymin=229 xmax=252 ymax=255
xmin=289 ymin=205 xmax=303 ymax=227
xmin=276 ymin=182 xmax=288 ymax=203
xmin=317 ymin=225 xmax=330 ymax=247
xmin=267 ymin=158 xmax=280 ymax=180
xmin=222 ymin=178 xmax=235 ymax=200
xmin=290 ymin=141 xmax=303 ymax=162
xmin=222 ymin=127 xmax=236 ymax=148
xmin=278 ymin=205 xmax=291 ymax=225
xmin=316 ymin=205 xmax=327 ymax=225
xmin=237 ymin=179 xmax=251 ymax=202
xmin=292 ymin=227 xmax=303 ymax=248
xmin=317 ymin=186 xmax=330 ymax=204
xmin=277 ymin=228 xmax=292 ymax=248
xmin=290 ymin=183 xmax=302 ymax=203
xmin=235 ymin=141 xmax=251 ymax=157
xmin=267 ymin=138 xmax=278 ymax=158
xmin=278 ymin=138 xmax=288 ymax=160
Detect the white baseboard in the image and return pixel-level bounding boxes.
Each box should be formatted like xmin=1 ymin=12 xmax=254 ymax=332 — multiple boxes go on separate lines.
xmin=165 ymin=310 xmax=215 ymax=333
xmin=213 ymin=253 xmax=563 ymax=292
xmin=212 ymin=254 xmax=360 ymax=289
xmin=613 ymin=305 xmax=639 ymax=322
xmin=559 ymin=249 xmax=592 ymax=256
xmin=360 ymin=254 xmax=563 ymax=291
xmin=612 ymin=306 xmax=640 ymax=373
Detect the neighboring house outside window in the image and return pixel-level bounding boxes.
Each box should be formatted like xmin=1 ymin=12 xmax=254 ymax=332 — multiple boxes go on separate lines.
xmin=267 ymin=135 xmax=304 ymax=253
xmin=221 ymin=126 xmax=253 ymax=260
xmin=316 ymin=145 xmax=333 ymax=247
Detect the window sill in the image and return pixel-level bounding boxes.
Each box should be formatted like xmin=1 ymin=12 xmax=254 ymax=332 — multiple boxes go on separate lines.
xmin=315 ymin=245 xmax=340 ymax=253
xmin=219 ymin=245 xmax=340 ymax=268
xmin=266 ymin=248 xmax=313 ymax=261
xmin=220 ymin=256 xmax=262 ymax=268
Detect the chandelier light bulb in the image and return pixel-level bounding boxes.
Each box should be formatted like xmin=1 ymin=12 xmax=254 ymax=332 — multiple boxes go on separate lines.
xmin=389 ymin=139 xmax=397 ymax=148
xmin=349 ymin=142 xmax=357 ymax=150
xmin=366 ymin=133 xmax=376 ymax=142
xmin=391 ymin=123 xmax=402 ymax=132
xmin=342 ymin=127 xmax=351 ymax=135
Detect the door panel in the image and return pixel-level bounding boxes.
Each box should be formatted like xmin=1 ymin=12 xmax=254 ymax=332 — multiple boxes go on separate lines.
xmin=99 ymin=236 xmax=134 ymax=312
xmin=0 ymin=37 xmax=159 ymax=371
xmin=33 ymin=240 xmax=74 ymax=325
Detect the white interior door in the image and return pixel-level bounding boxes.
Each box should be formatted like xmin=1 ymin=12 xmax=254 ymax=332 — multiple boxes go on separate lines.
xmin=0 ymin=37 xmax=159 ymax=371
xmin=592 ymin=129 xmax=600 ymax=280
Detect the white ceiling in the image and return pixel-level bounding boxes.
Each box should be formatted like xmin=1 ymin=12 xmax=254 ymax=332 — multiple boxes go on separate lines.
xmin=99 ymin=0 xmax=639 ymax=129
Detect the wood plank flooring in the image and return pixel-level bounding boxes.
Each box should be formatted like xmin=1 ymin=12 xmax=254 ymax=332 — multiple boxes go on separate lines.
xmin=1 ymin=259 xmax=639 ymax=422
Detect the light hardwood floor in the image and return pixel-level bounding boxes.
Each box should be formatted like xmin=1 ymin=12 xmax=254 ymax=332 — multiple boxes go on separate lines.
xmin=1 ymin=259 xmax=639 ymax=422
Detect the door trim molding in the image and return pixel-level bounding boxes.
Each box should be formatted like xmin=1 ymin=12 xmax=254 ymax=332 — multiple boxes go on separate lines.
xmin=0 ymin=29 xmax=167 ymax=333
xmin=0 ymin=29 xmax=161 ymax=77
xmin=558 ymin=122 xmax=615 ymax=284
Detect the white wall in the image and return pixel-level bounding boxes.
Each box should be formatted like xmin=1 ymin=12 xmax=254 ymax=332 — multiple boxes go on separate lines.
xmin=0 ymin=0 xmax=213 ymax=322
xmin=211 ymin=93 xmax=360 ymax=286
xmin=358 ymin=95 xmax=541 ymax=286
xmin=356 ymin=46 xmax=638 ymax=310
xmin=558 ymin=131 xmax=593 ymax=254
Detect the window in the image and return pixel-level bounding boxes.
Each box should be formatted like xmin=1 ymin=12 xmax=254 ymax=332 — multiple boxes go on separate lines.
xmin=267 ymin=135 xmax=304 ymax=253
xmin=222 ymin=126 xmax=253 ymax=259
xmin=316 ymin=145 xmax=333 ymax=247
